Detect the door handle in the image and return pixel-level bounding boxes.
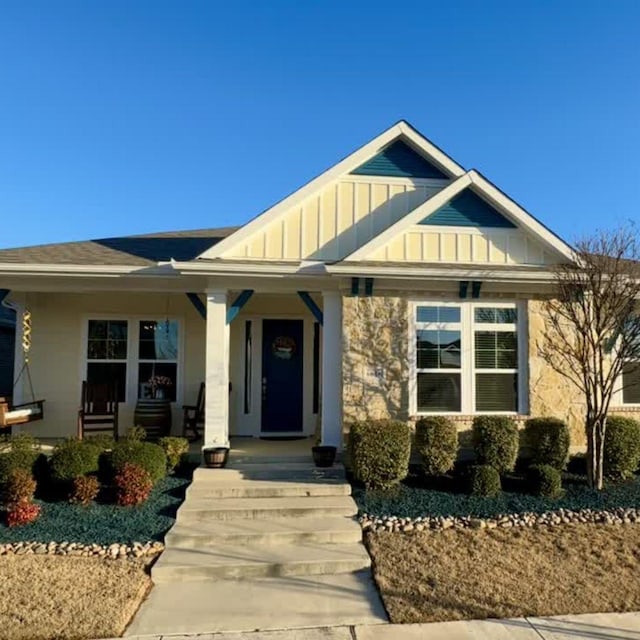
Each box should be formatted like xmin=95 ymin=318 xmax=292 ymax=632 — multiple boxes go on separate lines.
xmin=262 ymin=377 xmax=267 ymax=402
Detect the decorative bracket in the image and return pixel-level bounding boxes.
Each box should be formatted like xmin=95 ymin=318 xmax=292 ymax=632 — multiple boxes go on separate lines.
xmin=297 ymin=292 xmax=323 ymax=326
xmin=227 ymin=290 xmax=254 ymax=324
xmin=186 ymin=293 xmax=206 ymax=320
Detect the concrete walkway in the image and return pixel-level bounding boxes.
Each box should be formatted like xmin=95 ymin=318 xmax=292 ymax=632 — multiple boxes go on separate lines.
xmin=126 ymin=456 xmax=385 ymax=636
xmin=115 ymin=611 xmax=640 ymax=639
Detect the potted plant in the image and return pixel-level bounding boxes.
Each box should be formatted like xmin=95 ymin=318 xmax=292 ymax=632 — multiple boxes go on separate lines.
xmin=203 ymin=446 xmax=229 ymax=469
xmin=312 ymin=444 xmax=337 ymax=468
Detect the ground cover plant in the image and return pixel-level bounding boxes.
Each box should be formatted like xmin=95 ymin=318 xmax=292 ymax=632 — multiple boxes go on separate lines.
xmin=367 ymin=523 xmax=640 ymax=623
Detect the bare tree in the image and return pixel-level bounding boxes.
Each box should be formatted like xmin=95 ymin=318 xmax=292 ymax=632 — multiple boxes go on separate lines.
xmin=539 ymin=225 xmax=640 ymax=489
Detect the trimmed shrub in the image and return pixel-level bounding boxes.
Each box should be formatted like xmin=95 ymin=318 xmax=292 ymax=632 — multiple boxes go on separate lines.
xmin=115 ymin=463 xmax=153 ymax=506
xmin=70 ymin=475 xmax=100 ymax=506
xmin=524 ymin=417 xmax=570 ymax=469
xmin=125 ymin=426 xmax=147 ymax=442
xmin=348 ymin=419 xmax=411 ymax=490
xmin=6 ymin=502 xmax=41 ymax=527
xmin=3 ymin=468 xmax=36 ymax=505
xmin=83 ymin=434 xmax=116 ymax=452
xmin=472 ymin=416 xmax=519 ymax=474
xmin=603 ymin=416 xmax=640 ymax=480
xmin=0 ymin=434 xmax=40 ymax=486
xmin=159 ymin=437 xmax=189 ymax=472
xmin=527 ymin=464 xmax=563 ymax=498
xmin=50 ymin=438 xmax=100 ymax=482
xmin=414 ymin=416 xmax=458 ymax=476
xmin=110 ymin=440 xmax=167 ymax=484
xmin=468 ymin=464 xmax=501 ymax=497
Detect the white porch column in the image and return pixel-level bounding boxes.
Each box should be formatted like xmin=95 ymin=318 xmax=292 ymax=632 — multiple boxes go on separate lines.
xmin=204 ymin=290 xmax=230 ymax=448
xmin=321 ymin=291 xmax=343 ymax=449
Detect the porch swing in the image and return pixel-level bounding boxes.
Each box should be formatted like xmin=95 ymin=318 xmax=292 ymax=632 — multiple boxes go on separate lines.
xmin=0 ymin=309 xmax=45 ymax=429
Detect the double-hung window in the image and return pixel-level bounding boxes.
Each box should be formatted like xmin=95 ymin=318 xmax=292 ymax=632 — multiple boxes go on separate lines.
xmin=84 ymin=318 xmax=180 ymax=404
xmin=621 ymin=363 xmax=640 ymax=405
xmin=413 ymin=302 xmax=521 ymax=414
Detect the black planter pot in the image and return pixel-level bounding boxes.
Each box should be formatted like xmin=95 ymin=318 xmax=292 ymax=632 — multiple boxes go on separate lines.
xmin=312 ymin=445 xmax=337 ymax=468
xmin=203 ymin=447 xmax=229 ymax=469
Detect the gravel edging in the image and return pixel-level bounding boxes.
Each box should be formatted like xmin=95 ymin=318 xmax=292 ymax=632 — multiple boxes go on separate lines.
xmin=0 ymin=540 xmax=164 ymax=558
xmin=360 ymin=506 xmax=640 ymax=533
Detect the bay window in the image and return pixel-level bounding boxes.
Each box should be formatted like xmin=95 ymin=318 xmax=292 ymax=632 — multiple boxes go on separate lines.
xmin=413 ymin=302 xmax=522 ymax=414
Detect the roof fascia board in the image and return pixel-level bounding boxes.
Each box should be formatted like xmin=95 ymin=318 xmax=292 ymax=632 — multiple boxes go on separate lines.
xmin=467 ymin=171 xmax=576 ymax=262
xmin=344 ymin=173 xmax=473 ymax=261
xmin=326 ymin=262 xmax=557 ymax=283
xmin=0 ymin=263 xmax=175 ymax=277
xmin=170 ymin=259 xmax=329 ymax=278
xmin=197 ymin=121 xmax=466 ymax=260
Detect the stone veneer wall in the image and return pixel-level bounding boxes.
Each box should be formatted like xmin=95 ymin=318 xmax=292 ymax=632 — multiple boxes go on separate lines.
xmin=341 ymin=295 xmax=640 ymax=450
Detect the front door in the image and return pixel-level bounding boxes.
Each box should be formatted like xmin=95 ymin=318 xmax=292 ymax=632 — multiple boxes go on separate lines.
xmin=261 ymin=319 xmax=304 ymax=433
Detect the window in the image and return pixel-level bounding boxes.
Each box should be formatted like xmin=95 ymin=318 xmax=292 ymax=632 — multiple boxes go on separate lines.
xmin=622 ymin=363 xmax=640 ymax=404
xmin=413 ymin=303 xmax=520 ymax=414
xmin=137 ymin=320 xmax=179 ymax=401
xmin=416 ymin=306 xmax=461 ymax=412
xmin=86 ymin=320 xmax=128 ymax=401
xmin=85 ymin=318 xmax=181 ymax=404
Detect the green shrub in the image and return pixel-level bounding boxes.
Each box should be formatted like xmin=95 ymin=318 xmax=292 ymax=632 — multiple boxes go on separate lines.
xmin=0 ymin=434 xmax=40 ymax=486
xmin=50 ymin=438 xmax=100 ymax=482
xmin=348 ymin=419 xmax=411 ymax=490
xmin=83 ymin=434 xmax=116 ymax=452
xmin=472 ymin=415 xmax=519 ymax=474
xmin=158 ymin=437 xmax=189 ymax=472
xmin=527 ymin=464 xmax=563 ymax=498
xmin=603 ymin=416 xmax=640 ymax=480
xmin=468 ymin=464 xmax=501 ymax=497
xmin=524 ymin=417 xmax=570 ymax=469
xmin=124 ymin=426 xmax=147 ymax=442
xmin=414 ymin=416 xmax=458 ymax=476
xmin=110 ymin=440 xmax=167 ymax=484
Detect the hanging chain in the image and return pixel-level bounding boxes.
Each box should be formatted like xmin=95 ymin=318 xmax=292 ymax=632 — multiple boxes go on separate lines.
xmin=22 ymin=309 xmax=32 ymax=361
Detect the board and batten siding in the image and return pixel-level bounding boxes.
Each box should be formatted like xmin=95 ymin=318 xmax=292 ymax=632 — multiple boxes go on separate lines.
xmin=221 ymin=177 xmax=449 ymax=262
xmin=364 ymin=225 xmax=554 ymax=265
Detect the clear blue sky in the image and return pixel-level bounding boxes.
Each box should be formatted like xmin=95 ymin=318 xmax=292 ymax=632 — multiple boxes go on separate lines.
xmin=1 ymin=0 xmax=639 ymax=249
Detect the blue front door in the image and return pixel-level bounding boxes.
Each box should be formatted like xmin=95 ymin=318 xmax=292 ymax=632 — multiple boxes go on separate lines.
xmin=261 ymin=319 xmax=304 ymax=433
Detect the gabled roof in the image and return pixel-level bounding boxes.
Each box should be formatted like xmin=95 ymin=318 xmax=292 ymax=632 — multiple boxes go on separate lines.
xmin=343 ymin=171 xmax=575 ymax=263
xmin=0 ymin=227 xmax=238 ymax=267
xmin=197 ymin=120 xmax=466 ymax=260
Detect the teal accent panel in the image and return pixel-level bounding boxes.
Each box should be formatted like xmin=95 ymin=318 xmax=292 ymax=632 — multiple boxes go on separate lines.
xmin=421 ymin=189 xmax=517 ymax=228
xmin=351 ymin=140 xmax=448 ymax=179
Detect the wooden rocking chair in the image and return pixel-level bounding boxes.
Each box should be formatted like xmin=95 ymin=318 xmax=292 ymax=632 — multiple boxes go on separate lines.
xmin=182 ymin=382 xmax=205 ymax=441
xmin=77 ymin=380 xmax=119 ymax=440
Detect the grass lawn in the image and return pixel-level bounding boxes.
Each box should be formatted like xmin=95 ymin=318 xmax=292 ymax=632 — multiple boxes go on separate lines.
xmin=0 ymin=465 xmax=194 ymax=640
xmin=0 ymin=555 xmax=150 ymax=640
xmin=367 ymin=523 xmax=640 ymax=623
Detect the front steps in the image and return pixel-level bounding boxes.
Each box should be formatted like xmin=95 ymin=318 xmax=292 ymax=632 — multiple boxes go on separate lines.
xmin=152 ymin=461 xmax=370 ymax=584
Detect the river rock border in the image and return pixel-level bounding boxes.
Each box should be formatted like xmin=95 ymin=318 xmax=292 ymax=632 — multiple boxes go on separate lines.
xmin=0 ymin=540 xmax=164 ymax=558
xmin=360 ymin=506 xmax=640 ymax=533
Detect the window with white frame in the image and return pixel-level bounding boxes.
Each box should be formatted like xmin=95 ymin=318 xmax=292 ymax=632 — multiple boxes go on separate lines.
xmin=413 ymin=303 xmax=520 ymax=414
xmin=85 ymin=318 xmax=180 ymax=403
xmin=86 ymin=320 xmax=128 ymax=402
xmin=622 ymin=363 xmax=640 ymax=404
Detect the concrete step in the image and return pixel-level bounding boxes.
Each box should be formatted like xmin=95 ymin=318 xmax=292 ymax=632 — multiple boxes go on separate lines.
xmin=165 ymin=516 xmax=363 ymax=548
xmin=177 ymin=495 xmax=358 ymax=522
xmin=227 ymin=455 xmax=316 ymax=465
xmin=193 ymin=464 xmax=347 ymax=483
xmin=151 ymin=542 xmax=371 ymax=583
xmin=187 ymin=467 xmax=350 ymax=499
